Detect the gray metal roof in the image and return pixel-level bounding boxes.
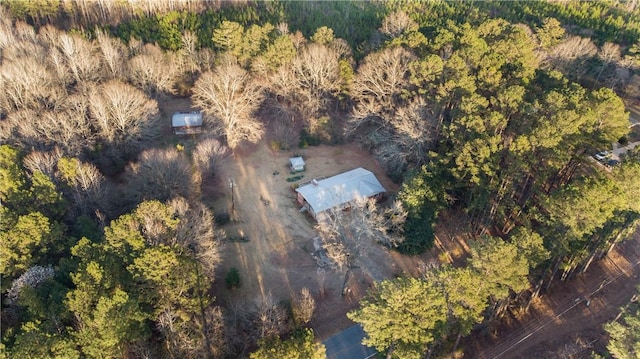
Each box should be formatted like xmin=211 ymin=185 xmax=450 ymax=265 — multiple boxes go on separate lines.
xmin=290 ymin=156 xmax=305 ymax=167
xmin=296 ymin=168 xmax=385 ymax=214
xmin=323 ymin=324 xmax=377 ymax=359
xmin=172 ymin=111 xmax=203 ymax=127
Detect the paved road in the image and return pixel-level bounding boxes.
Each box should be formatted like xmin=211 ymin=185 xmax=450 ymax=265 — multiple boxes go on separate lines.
xmin=611 ymin=140 xmax=640 ymax=160
xmin=323 ymin=324 xmax=377 ymax=359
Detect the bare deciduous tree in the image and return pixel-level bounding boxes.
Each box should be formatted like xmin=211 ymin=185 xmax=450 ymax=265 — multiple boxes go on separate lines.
xmin=316 ymin=198 xmax=407 ymax=272
xmin=0 ymin=8 xmax=17 ymax=50
xmin=380 ymin=10 xmax=418 ymax=39
xmin=546 ymin=35 xmax=598 ymax=80
xmin=250 ymin=293 xmax=288 ymax=340
xmin=276 ymin=22 xmax=289 ymax=36
xmin=178 ymin=31 xmax=203 ymax=74
xmin=169 ymin=197 xmax=221 ymax=281
xmin=123 ymin=148 xmax=193 ymax=205
xmin=372 ymin=97 xmax=439 ymax=176
xmin=56 ymin=157 xmax=110 ymax=216
xmin=0 ymin=55 xmax=61 ymax=112
xmin=351 ymin=46 xmax=415 ymax=120
xmin=57 ymin=32 xmax=102 ymax=83
xmin=593 ymin=42 xmax=622 ymax=87
xmin=128 ymin=43 xmax=180 ymax=94
xmin=348 ymin=198 xmax=407 ymax=248
xmin=290 ymin=43 xmax=341 ymax=118
xmin=193 ymin=137 xmax=230 ymax=180
xmin=13 ymin=21 xmax=36 ymax=42
xmin=158 ymin=304 xmax=227 ymax=359
xmin=199 ymin=306 xmax=227 ymax=358
xmin=22 ymin=148 xmax=64 ymax=179
xmin=36 ymin=24 xmax=62 ymax=47
xmin=315 ymin=216 xmax=351 ymax=272
xmin=226 ymin=292 xmax=289 ymax=354
xmin=157 ymin=306 xmax=199 ymax=359
xmin=349 ymin=48 xmax=435 ymax=177
xmin=47 ymin=46 xmax=73 ymax=86
xmin=18 ymin=94 xmax=93 ymax=155
xmin=95 ymin=28 xmax=127 ymax=79
xmin=598 ymin=41 xmax=620 ymax=63
xmin=292 ymin=287 xmax=315 ymax=325
xmin=192 ymin=61 xmax=265 ymax=149
xmin=1 ymin=99 xmax=92 ymax=156
xmin=88 ymin=79 xmax=160 ymax=146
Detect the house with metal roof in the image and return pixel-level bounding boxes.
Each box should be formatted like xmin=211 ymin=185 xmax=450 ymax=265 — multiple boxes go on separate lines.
xmin=172 ymin=111 xmax=203 ymax=135
xmin=295 ymin=167 xmax=386 ymax=220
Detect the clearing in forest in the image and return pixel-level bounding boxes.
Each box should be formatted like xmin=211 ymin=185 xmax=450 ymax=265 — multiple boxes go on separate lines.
xmin=205 ymin=141 xmax=439 ymax=338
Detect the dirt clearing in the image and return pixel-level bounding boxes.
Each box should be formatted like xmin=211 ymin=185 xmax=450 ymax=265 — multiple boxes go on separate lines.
xmin=206 ymin=141 xmax=434 ymax=338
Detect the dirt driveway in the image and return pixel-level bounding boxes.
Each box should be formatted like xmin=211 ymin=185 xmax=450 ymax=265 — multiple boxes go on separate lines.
xmin=207 ymin=141 xmax=434 ymax=338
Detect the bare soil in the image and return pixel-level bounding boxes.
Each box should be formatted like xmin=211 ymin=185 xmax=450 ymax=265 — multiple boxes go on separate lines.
xmin=206 ymin=141 xmax=438 ymax=339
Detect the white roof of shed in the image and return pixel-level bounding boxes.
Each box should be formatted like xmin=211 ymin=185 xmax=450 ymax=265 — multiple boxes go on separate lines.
xmin=296 ymin=168 xmax=385 ymax=214
xmin=172 ymin=112 xmax=203 ymax=127
xmin=289 ymin=157 xmax=305 ymax=167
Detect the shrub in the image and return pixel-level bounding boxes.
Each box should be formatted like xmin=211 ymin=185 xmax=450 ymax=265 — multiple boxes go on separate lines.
xmin=619 ymin=136 xmax=629 ymax=146
xmin=298 ymin=129 xmax=321 ymax=148
xmin=270 ymin=140 xmax=282 ymax=151
xmin=397 ymin=209 xmax=436 ymax=255
xmin=215 ymin=212 xmax=231 ymax=225
xmin=226 ymin=267 xmax=241 ymax=289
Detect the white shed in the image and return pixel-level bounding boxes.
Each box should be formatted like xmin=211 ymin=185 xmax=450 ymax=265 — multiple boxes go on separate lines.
xmin=172 ymin=111 xmax=203 ymax=135
xmin=295 ymin=168 xmax=386 ymax=220
xmin=289 ymin=156 xmax=305 ymax=172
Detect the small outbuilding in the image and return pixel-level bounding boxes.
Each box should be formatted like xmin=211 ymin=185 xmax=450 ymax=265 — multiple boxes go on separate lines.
xmin=172 ymin=111 xmax=203 ymax=135
xmin=289 ymin=156 xmax=305 ymax=172
xmin=296 ymin=167 xmax=386 ymax=220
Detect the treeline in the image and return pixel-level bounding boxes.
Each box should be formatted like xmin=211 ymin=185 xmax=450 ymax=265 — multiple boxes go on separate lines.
xmin=475 ymin=0 xmax=640 ymax=46
xmin=5 ymin=1 xmax=639 ymax=55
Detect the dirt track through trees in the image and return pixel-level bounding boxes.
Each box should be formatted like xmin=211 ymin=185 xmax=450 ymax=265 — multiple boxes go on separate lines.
xmin=468 ymin=229 xmax=640 ymax=358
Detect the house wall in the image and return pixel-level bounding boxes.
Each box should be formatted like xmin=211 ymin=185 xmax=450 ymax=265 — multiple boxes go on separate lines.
xmin=173 ymin=126 xmax=202 ymax=135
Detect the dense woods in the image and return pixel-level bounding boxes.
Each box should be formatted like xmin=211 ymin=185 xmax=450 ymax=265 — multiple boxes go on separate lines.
xmin=1 ymin=1 xmax=640 ymax=358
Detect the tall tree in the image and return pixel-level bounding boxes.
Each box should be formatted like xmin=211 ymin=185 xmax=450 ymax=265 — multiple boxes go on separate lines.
xmin=535 ymin=17 xmax=565 ymax=50
xmin=56 ymin=157 xmax=109 ymax=216
xmin=122 ymin=147 xmax=194 ymax=206
xmin=88 ymin=79 xmax=160 ymax=145
xmin=290 ymin=42 xmax=341 ymax=120
xmin=127 ymin=43 xmax=180 ymax=95
xmin=192 ymin=60 xmax=265 ymax=148
xmin=348 ymin=277 xmax=447 ymax=358
xmin=468 ymin=236 xmax=530 ymax=301
xmin=432 ymin=266 xmax=487 ymax=350
xmin=604 ymin=286 xmax=640 ymax=359
xmin=250 ymin=328 xmax=325 ymax=359
xmin=0 ymin=212 xmax=64 ymax=281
